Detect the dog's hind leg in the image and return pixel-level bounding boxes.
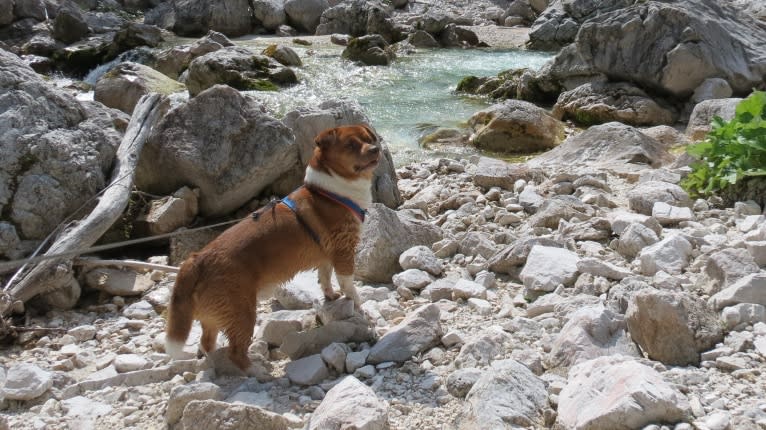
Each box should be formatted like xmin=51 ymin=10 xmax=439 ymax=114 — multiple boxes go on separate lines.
xmin=223 ymin=306 xmax=256 ymax=374
xmin=200 ymin=321 xmax=219 ymax=355
xmin=318 ymin=262 xmax=340 ymax=301
xmin=337 ymin=274 xmax=361 ymax=309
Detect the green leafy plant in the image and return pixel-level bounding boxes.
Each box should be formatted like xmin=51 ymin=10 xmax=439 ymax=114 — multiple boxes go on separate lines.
xmin=682 ymin=90 xmax=766 ymax=196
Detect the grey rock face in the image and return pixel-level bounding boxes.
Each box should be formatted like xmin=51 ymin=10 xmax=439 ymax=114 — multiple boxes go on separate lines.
xmin=459 ymin=359 xmax=548 ymax=429
xmin=308 ymin=376 xmax=389 ymax=430
xmin=355 ymin=204 xmax=442 ymax=283
xmin=136 ymin=85 xmax=297 ymax=217
xmin=284 ymin=0 xmax=330 ymax=33
xmin=626 ymin=289 xmax=723 ymax=366
xmin=173 ymin=0 xmax=253 ymax=37
xmin=367 ymin=303 xmax=442 ymax=363
xmin=529 ymin=122 xmax=672 ymax=169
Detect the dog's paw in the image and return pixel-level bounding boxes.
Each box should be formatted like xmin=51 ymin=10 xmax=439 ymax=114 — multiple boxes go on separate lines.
xmin=324 ymin=290 xmax=342 ymax=301
xmin=246 ymin=364 xmax=274 ymax=382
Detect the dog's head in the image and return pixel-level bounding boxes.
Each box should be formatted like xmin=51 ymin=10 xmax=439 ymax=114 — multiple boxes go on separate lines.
xmin=310 ymin=124 xmax=382 ymax=180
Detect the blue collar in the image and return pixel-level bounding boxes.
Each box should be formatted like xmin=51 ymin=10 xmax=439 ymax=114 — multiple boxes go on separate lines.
xmin=306 ymin=185 xmax=367 ymax=222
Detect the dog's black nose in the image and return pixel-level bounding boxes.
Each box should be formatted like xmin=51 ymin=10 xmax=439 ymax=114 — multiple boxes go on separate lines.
xmin=368 ymin=146 xmax=380 ymax=155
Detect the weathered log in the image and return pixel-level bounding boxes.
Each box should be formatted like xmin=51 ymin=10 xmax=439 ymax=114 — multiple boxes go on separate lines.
xmin=74 ymin=258 xmax=180 ymax=274
xmin=0 ymin=94 xmax=167 ymax=316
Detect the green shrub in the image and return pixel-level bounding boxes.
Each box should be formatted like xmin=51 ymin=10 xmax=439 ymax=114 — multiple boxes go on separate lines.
xmin=682 ymin=90 xmax=766 ymax=196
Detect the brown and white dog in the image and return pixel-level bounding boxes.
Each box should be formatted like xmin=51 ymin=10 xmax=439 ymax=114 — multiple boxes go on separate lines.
xmin=164 ymin=124 xmax=381 ymax=374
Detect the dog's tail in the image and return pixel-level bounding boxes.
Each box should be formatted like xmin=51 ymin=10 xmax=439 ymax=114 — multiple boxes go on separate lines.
xmin=165 ymin=256 xmax=200 ymax=359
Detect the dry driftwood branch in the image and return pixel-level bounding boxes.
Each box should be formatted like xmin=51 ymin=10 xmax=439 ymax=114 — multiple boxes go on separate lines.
xmin=1 ymin=94 xmax=167 ymax=316
xmin=74 ymin=258 xmax=179 ymax=274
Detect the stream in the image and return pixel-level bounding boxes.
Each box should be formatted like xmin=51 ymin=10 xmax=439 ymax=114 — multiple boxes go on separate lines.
xmin=81 ymin=38 xmax=553 ymax=165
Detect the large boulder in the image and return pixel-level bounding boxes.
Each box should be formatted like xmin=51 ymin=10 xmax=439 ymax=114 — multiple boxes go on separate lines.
xmin=458 ymin=359 xmax=549 ymax=429
xmin=316 ymin=0 xmax=399 ymax=42
xmin=468 ymin=99 xmax=565 ymax=153
xmin=173 ymin=0 xmax=253 ymax=37
xmin=553 ymin=82 xmax=677 ymax=126
xmin=136 ymin=85 xmax=297 ymax=217
xmin=342 ymin=34 xmax=395 ymax=66
xmin=0 ymin=49 xmax=123 ymax=242
xmin=253 ymin=0 xmax=288 ymax=31
xmin=185 ymin=46 xmax=298 ymax=96
xmin=284 ymin=0 xmax=330 ymax=33
xmin=154 ymin=31 xmax=233 ymax=80
xmin=281 ymin=100 xmax=402 ymax=208
xmin=626 ymin=289 xmax=723 ymax=366
xmin=528 ymin=122 xmax=672 ymax=169
xmin=94 ymin=62 xmax=186 ymax=115
xmin=52 ymin=1 xmax=89 ymax=45
xmin=557 ymin=356 xmax=691 ymax=429
xmin=355 ymin=204 xmax=442 ymax=283
xmin=568 ymin=0 xmax=766 ymax=97
xmin=527 ymin=0 xmax=633 ymax=51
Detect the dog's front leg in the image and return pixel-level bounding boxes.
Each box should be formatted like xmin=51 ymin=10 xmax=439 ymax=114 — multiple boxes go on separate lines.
xmin=318 ymin=262 xmax=341 ymax=301
xmin=332 ymin=253 xmax=361 ymax=309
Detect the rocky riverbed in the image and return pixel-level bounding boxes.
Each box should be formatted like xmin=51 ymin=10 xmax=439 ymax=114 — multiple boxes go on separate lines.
xmin=2 ymin=0 xmax=766 ymax=429
xmin=2 ymin=143 xmax=766 ymax=429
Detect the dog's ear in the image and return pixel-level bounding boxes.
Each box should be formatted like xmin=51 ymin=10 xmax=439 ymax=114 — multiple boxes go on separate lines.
xmin=361 ymin=124 xmax=378 ymax=143
xmin=314 ymin=128 xmax=338 ymax=149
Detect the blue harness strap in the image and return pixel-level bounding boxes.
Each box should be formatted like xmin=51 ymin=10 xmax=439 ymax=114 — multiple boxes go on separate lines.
xmin=251 ymin=192 xmax=322 ymax=247
xmin=306 ymin=185 xmax=367 ymax=222
xmin=250 ymin=184 xmax=367 ymax=247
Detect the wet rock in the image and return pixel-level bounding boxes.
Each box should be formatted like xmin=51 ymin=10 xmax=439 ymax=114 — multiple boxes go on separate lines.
xmin=186 ymin=47 xmax=297 ymax=96
xmin=459 ymin=359 xmax=548 ymax=429
xmin=553 ymin=81 xmax=677 ymax=126
xmin=367 ymin=303 xmax=442 ymax=364
xmin=557 ymin=356 xmax=690 ymax=429
xmin=626 ymin=289 xmax=723 ymax=366
xmin=308 ymin=376 xmax=389 ymax=429
xmin=262 ymin=44 xmax=302 ymax=67
xmin=94 ymin=62 xmax=185 ymax=115
xmin=342 ymin=34 xmax=395 ymax=66
xmin=253 ymin=0 xmax=288 ymax=31
xmin=173 ymin=0 xmax=253 ymax=37
xmin=284 ymin=0 xmax=330 ymax=33
xmin=468 ymin=99 xmax=565 ymax=153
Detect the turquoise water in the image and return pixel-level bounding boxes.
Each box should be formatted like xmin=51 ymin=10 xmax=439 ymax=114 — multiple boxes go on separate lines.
xmin=236 ymin=41 xmax=552 ymax=163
